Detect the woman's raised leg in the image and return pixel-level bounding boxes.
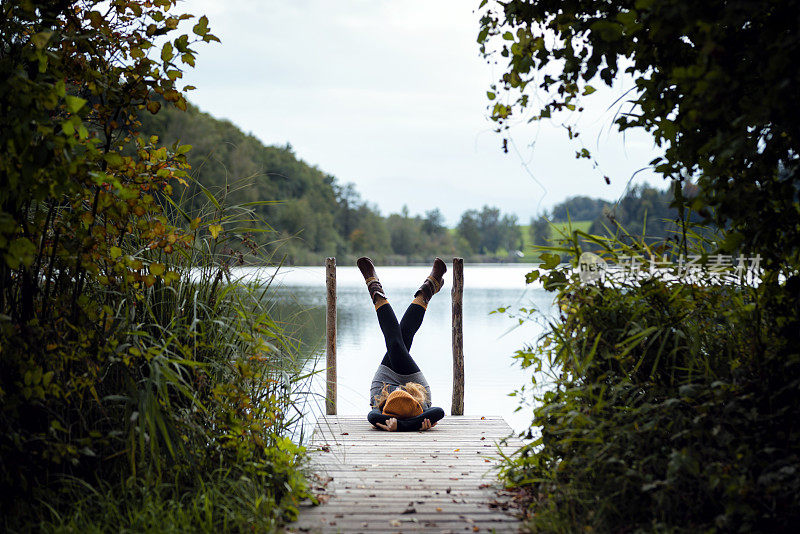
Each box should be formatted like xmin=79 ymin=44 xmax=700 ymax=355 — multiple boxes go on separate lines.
xmin=399 ymin=258 xmax=447 ymax=350
xmin=358 ymin=257 xmax=421 ymax=374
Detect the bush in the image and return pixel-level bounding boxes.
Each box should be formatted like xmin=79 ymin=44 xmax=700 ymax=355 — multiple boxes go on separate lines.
xmin=502 ymin=228 xmax=800 ymax=533
xmin=0 ymin=2 xmax=311 ymax=530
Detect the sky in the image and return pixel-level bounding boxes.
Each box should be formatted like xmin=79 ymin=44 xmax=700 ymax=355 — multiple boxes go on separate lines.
xmin=178 ymin=0 xmax=666 ymax=226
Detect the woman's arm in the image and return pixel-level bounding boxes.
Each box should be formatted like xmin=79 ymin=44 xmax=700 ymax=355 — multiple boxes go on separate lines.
xmin=367 ymin=407 xmax=445 ymax=431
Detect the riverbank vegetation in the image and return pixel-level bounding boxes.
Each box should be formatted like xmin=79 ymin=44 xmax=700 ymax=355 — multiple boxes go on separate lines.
xmin=481 ymin=0 xmax=800 ymax=531
xmin=1 ymin=1 xmax=310 ymax=531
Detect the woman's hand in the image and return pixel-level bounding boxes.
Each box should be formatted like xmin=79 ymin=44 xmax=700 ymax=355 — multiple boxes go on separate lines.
xmin=420 ymin=418 xmax=437 ymax=431
xmin=376 ymin=417 xmax=398 ymax=431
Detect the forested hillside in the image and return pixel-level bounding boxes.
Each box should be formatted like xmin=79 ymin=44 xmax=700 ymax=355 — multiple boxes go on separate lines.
xmin=136 ymin=102 xmax=527 ymax=263
xmin=139 ymin=103 xmax=700 ymax=263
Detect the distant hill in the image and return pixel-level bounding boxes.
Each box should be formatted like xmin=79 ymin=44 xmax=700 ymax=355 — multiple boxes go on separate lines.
xmin=137 ymin=102 xmax=343 ymax=259
xmin=135 ymin=103 xmax=701 ymax=264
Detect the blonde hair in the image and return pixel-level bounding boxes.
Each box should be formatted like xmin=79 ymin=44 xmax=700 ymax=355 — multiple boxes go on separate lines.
xmin=372 ymin=382 xmax=428 ymax=410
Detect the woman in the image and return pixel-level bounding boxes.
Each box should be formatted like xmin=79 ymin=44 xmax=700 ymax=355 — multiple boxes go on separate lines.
xmin=358 ymin=256 xmax=447 ymax=432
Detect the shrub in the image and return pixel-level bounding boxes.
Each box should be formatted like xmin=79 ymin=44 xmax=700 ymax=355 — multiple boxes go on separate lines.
xmin=502 ymin=228 xmax=800 ymax=533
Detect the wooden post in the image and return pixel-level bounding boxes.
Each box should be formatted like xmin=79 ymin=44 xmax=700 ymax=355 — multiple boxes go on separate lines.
xmin=451 ymin=257 xmax=464 ymax=415
xmin=325 ymin=257 xmax=337 ymax=415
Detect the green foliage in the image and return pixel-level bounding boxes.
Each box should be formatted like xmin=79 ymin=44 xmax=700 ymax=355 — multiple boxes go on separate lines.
xmin=527 ymin=215 xmax=550 ymax=247
xmin=478 ymin=0 xmax=800 ymax=270
xmin=457 ymin=205 xmax=522 ymax=255
xmin=482 ymin=10 xmax=800 ymax=526
xmin=501 ymin=228 xmax=800 ymax=532
xmin=550 ymin=196 xmax=609 ymax=223
xmin=0 ymin=1 xmax=310 ymax=530
xmin=137 ymin=104 xmax=462 ymax=263
xmin=136 ymin=104 xmax=344 ymax=257
xmin=588 ymin=183 xmax=706 ymax=244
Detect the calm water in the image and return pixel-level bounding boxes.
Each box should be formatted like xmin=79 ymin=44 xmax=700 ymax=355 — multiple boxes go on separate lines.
xmin=235 ymin=264 xmax=556 ymax=435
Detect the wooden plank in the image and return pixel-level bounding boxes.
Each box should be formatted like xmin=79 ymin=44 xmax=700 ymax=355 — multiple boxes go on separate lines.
xmin=290 ymin=415 xmax=522 ymax=533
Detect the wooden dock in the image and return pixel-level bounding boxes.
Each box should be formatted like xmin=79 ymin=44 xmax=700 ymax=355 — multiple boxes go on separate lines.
xmin=290 ymin=415 xmax=523 ymax=533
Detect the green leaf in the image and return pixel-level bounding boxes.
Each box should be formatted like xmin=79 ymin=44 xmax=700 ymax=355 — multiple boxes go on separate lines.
xmin=582 ymin=85 xmax=596 ymax=95
xmin=161 ymin=41 xmax=173 ymax=63
xmin=104 ymin=153 xmax=123 ymax=167
xmin=487 ymin=91 xmax=496 ymax=100
xmin=720 ymin=231 xmax=744 ymax=252
xmin=192 ymin=15 xmax=209 ymax=36
xmin=539 ymin=253 xmax=561 ymax=270
xmin=110 ymin=246 xmax=122 ymax=259
xmin=65 ymin=95 xmax=87 ymax=113
xmin=5 ymin=238 xmax=37 ymax=269
xmin=32 ymin=31 xmax=52 ymax=49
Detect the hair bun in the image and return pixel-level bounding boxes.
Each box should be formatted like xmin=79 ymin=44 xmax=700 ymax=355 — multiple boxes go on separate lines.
xmin=382 ymin=389 xmax=423 ymax=418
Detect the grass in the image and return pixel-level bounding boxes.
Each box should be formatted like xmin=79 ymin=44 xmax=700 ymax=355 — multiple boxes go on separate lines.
xmin=2 ymin=172 xmax=315 ymax=533
xmin=518 ymin=220 xmax=593 ymax=261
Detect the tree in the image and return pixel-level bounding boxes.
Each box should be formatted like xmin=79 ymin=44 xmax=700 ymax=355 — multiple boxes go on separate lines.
xmin=529 ymin=215 xmax=551 ymax=247
xmin=478 ymin=0 xmax=800 ymax=269
xmin=421 ymin=208 xmax=446 ymax=235
xmin=0 ymin=0 xmax=217 ymax=494
xmin=551 ymin=196 xmax=608 ymax=222
xmin=480 ymin=3 xmax=800 ymax=530
xmin=456 ymin=209 xmax=482 ymax=254
xmin=387 ymin=207 xmax=423 ymax=256
xmin=457 ymin=205 xmax=521 ymax=254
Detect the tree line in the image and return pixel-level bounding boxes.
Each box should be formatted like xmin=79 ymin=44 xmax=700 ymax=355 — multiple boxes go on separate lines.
xmin=527 ymin=184 xmax=706 ymax=249
xmin=140 ymin=101 xmax=701 ymax=264
xmin=138 ymin=102 xmax=523 ymax=263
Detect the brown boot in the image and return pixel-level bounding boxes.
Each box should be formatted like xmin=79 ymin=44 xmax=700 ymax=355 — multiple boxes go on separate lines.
xmin=415 ymin=257 xmax=446 ymax=304
xmin=357 ymin=257 xmax=386 ymax=303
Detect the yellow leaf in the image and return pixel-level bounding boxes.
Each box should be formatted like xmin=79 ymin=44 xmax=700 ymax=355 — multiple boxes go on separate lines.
xmin=209 ymin=224 xmax=222 ymax=239
xmin=149 ymin=262 xmax=165 ymax=276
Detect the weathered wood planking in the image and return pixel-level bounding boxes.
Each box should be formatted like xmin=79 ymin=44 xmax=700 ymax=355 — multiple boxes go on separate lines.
xmin=289 ymin=415 xmax=523 ymax=533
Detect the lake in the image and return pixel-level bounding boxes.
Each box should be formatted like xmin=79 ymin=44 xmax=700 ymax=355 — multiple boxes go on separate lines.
xmin=236 ymin=263 xmax=556 ymax=436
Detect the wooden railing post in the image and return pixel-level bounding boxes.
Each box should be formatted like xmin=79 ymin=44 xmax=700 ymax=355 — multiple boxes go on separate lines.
xmin=325 ymin=257 xmax=337 ymax=415
xmin=451 ymin=257 xmax=464 ymax=415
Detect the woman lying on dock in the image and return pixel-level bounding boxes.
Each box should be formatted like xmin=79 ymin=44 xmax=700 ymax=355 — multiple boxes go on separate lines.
xmin=357 ymin=257 xmax=447 ymax=432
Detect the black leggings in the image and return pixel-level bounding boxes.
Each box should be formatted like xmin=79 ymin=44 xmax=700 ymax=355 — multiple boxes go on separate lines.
xmin=376 ymin=302 xmax=425 ymax=374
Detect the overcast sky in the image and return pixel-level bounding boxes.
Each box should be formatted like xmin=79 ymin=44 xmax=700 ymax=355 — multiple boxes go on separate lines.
xmin=179 ymin=0 xmax=665 ymax=226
